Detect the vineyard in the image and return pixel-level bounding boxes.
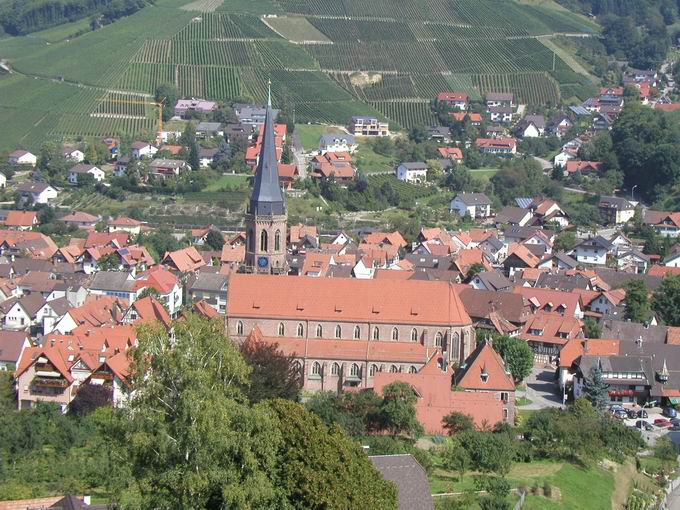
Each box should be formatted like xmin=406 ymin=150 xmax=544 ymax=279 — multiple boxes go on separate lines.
xmin=0 ymin=0 xmax=600 ymax=151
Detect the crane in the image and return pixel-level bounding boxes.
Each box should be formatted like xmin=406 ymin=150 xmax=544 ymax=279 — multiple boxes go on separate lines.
xmin=96 ymin=94 xmax=165 ymax=141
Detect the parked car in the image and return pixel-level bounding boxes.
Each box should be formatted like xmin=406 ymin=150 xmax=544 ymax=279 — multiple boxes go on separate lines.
xmin=637 ymin=410 xmax=649 ymax=419
xmin=627 ymin=409 xmax=638 ymax=419
xmin=663 ymin=407 xmax=677 ymax=418
xmin=636 ymin=420 xmax=654 ymax=431
xmin=613 ymin=409 xmax=628 ymax=419
xmin=654 ymin=418 xmax=672 ymax=427
xmin=610 ymin=404 xmax=625 ymax=412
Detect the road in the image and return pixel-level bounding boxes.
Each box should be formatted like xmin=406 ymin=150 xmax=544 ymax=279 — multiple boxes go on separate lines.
xmin=519 ymin=367 xmax=565 ymax=410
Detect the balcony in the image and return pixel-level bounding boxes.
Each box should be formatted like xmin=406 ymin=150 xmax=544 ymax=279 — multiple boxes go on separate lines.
xmin=31 ymin=376 xmax=69 ymax=389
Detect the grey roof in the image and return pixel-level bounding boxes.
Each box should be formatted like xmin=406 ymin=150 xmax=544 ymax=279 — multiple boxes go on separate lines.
xmin=503 ymin=225 xmax=544 ymax=240
xmin=486 ymin=92 xmax=514 ymax=101
xmin=17 ymin=293 xmax=47 ymax=317
xmin=187 ymin=272 xmax=229 ymax=293
xmin=602 ymin=319 xmax=668 ymax=345
xmin=578 ymin=355 xmax=651 ymax=382
xmin=481 ymin=235 xmax=504 ymax=252
xmin=44 ymin=296 xmax=72 ymax=316
xmin=454 ymin=192 xmax=491 ymax=206
xmin=474 ymin=270 xmax=512 ymax=292
xmin=521 ymin=115 xmax=546 ymax=128
xmin=595 ymin=268 xmax=663 ymax=291
xmin=369 ymin=454 xmax=434 ymax=510
xmin=320 ymin=134 xmax=355 ymax=145
xmin=405 ymin=253 xmax=451 ymax=269
xmin=196 ymin=122 xmax=222 ymax=131
xmin=400 ymin=162 xmax=428 ymax=170
xmin=539 ymin=251 xmax=578 ymax=268
xmin=0 ymin=330 xmax=28 ymax=363
xmin=249 ymin=96 xmax=285 ymax=216
xmin=599 ymin=196 xmax=634 ymax=211
xmin=12 ymin=259 xmax=54 ymax=275
xmin=17 ymin=181 xmax=53 ymax=193
xmin=489 ymin=106 xmax=513 ymax=114
xmin=497 ymin=206 xmax=531 ymax=225
xmin=569 ymin=106 xmax=591 ymax=116
xmin=619 ymin=249 xmax=650 ymax=262
xmin=535 ymin=272 xmax=590 ymax=291
xmin=577 ymin=235 xmax=614 ymax=250
xmin=90 ymin=271 xmax=135 ymax=293
xmin=459 ymin=288 xmax=528 ymax=324
xmin=150 ymin=159 xmax=186 ymax=169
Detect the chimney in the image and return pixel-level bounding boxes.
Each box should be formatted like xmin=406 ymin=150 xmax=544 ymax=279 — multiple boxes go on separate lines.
xmin=583 ymin=338 xmax=589 ymax=354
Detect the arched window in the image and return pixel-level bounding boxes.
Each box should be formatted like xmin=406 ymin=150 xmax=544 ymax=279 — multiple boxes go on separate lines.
xmin=335 ymin=325 xmax=342 ymax=339
xmin=373 ymin=327 xmax=380 ymax=341
xmin=369 ymin=364 xmax=378 ymax=376
xmin=409 ymin=365 xmax=417 ymax=374
xmin=248 ymin=228 xmax=254 ymax=251
xmin=411 ymin=328 xmax=418 ymax=342
xmin=390 ymin=364 xmax=399 ymax=373
xmin=236 ymin=321 xmax=244 ymax=335
xmin=311 ymin=362 xmax=321 ymax=376
xmin=296 ymin=323 xmax=304 ymax=337
xmin=316 ymin=324 xmax=323 ymax=338
xmin=435 ymin=332 xmax=444 ymax=348
xmin=350 ymin=363 xmax=360 ymax=377
xmin=274 ymin=229 xmax=281 ymax=251
xmin=278 ymin=322 xmax=285 ymax=336
xmin=331 ymin=362 xmax=340 ymax=376
xmin=260 ymin=230 xmax=268 ymax=252
xmin=453 ymin=332 xmax=460 ymax=356
xmin=391 ymin=327 xmax=399 ymax=341
xmin=292 ymin=360 xmax=302 ymax=375
xmin=353 ymin=325 xmax=361 ymax=339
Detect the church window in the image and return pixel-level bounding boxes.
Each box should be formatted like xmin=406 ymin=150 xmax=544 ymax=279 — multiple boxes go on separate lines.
xmin=296 ymin=323 xmax=304 ymax=337
xmin=411 ymin=328 xmax=418 ymax=342
xmin=350 ymin=363 xmax=360 ymax=377
xmin=391 ymin=327 xmax=399 ymax=341
xmin=354 ymin=325 xmax=361 ymax=339
xmin=373 ymin=327 xmax=380 ymax=341
xmin=236 ymin=321 xmax=244 ymax=335
xmin=435 ymin=332 xmax=444 ymax=348
xmin=278 ymin=322 xmax=285 ymax=336
xmin=316 ymin=324 xmax=323 ymax=338
xmin=260 ymin=230 xmax=268 ymax=252
xmin=311 ymin=362 xmax=321 ymax=376
xmin=275 ymin=230 xmax=281 ymax=251
xmin=335 ymin=325 xmax=342 ymax=339
xmin=331 ymin=363 xmax=340 ymax=376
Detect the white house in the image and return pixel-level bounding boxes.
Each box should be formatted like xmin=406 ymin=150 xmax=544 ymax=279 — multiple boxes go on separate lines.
xmin=554 ymin=150 xmax=576 ymax=168
xmin=63 ymin=148 xmax=85 ymax=162
xmin=131 ymin=141 xmax=158 ymax=159
xmin=319 ymin=134 xmax=357 ymax=154
xmin=514 ymin=115 xmax=545 ymax=138
xmin=396 ymin=162 xmax=428 ymax=183
xmin=8 ymin=150 xmax=37 ymax=166
xmin=68 ymin=164 xmax=105 ymax=185
xmin=450 ymin=193 xmax=492 ymax=219
xmin=664 ymin=251 xmax=680 ymax=268
xmin=574 ymin=236 xmax=614 ymax=266
xmin=489 ymin=107 xmax=513 ymax=123
xmin=617 ymin=250 xmax=649 ymax=274
xmin=0 ymin=173 xmax=7 ymax=189
xmin=17 ymin=182 xmax=58 ymax=205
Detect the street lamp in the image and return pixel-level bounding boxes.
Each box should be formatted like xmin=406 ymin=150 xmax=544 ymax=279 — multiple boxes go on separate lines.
xmin=632 ymin=185 xmax=638 ymax=201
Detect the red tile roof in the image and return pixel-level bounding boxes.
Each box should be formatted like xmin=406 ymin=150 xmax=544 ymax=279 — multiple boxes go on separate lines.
xmin=649 ymin=266 xmax=680 ymax=278
xmin=108 ymin=216 xmax=142 ymax=227
xmin=455 ymin=341 xmax=515 ymax=391
xmin=193 ymin=299 xmax=220 ymax=319
xmin=362 ymin=231 xmax=407 ymax=248
xmin=514 ymin=287 xmax=581 ymax=318
xmin=228 ymin=274 xmax=472 ymax=326
xmin=438 ymin=92 xmax=468 ymax=102
xmin=565 ymin=160 xmax=603 ymax=174
xmin=559 ymin=338 xmax=620 ymax=367
xmin=4 ymin=211 xmax=38 ymax=227
xmin=136 ymin=265 xmax=178 ymax=294
xmin=85 ymin=231 xmax=129 ymax=249
xmin=437 ymin=147 xmax=463 ymax=160
xmin=162 ymin=246 xmax=206 ymax=273
xmin=128 ymin=296 xmax=171 ymax=328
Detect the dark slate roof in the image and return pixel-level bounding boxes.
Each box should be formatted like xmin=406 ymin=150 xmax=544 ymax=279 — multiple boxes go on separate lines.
xmin=249 ymin=92 xmax=285 ymax=216
xmin=369 ymin=454 xmax=434 ymax=510
xmin=535 ymin=272 xmax=590 ymax=291
xmin=577 ymin=235 xmax=614 ymax=250
xmin=539 ymin=251 xmax=578 ymax=269
xmin=405 ymin=253 xmax=451 ymax=269
xmin=594 ymin=268 xmax=663 ymax=291
xmin=601 ymin=319 xmax=668 ymax=345
xmin=459 ymin=288 xmax=528 ymax=324
xmin=90 ymin=271 xmax=135 ymax=293
xmin=455 ymin=192 xmax=491 ymax=206
xmin=497 ymin=206 xmax=531 ymax=226
xmin=599 ymin=196 xmax=634 ymax=211
xmin=475 ymin=270 xmax=512 ymax=291
xmin=187 ymin=272 xmax=229 ymax=293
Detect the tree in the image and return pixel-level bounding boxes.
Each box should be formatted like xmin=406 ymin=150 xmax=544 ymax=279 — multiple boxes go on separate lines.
xmin=443 ymin=411 xmax=475 ymax=435
xmin=653 ymin=274 xmax=680 ymax=326
xmin=624 ymin=279 xmax=651 ymax=323
xmin=442 ymin=441 xmax=471 ymax=481
xmin=491 ymin=336 xmax=533 ymax=383
xmin=155 ymin=83 xmax=179 ymax=122
xmin=459 ymin=431 xmax=515 ymax=476
xmin=204 ymin=229 xmax=225 ymax=251
xmin=583 ymin=317 xmax=602 ymax=339
xmin=583 ymin=364 xmax=610 ymax=414
xmin=269 ymin=399 xmax=398 ymax=510
xmin=553 ymin=231 xmax=578 ymax=252
xmin=68 ymin=384 xmax=113 ymax=417
xmin=465 ymin=263 xmax=485 ymax=282
xmin=281 ymin=143 xmax=292 ymax=164
xmin=379 ymin=381 xmax=423 ymax=438
xmin=188 ymin=142 xmax=200 ymax=171
xmin=239 ymin=337 xmax=301 ymax=403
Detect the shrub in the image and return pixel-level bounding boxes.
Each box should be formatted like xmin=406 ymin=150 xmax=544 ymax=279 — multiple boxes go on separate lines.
xmin=543 ymin=480 xmax=552 ymax=498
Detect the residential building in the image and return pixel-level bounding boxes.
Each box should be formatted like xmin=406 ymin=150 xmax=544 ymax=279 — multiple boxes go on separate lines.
xmin=187 ymin=272 xmax=229 ymax=314
xmin=108 ymin=217 xmax=143 ymax=235
xmin=574 ymin=236 xmax=614 ymax=266
xmin=450 ymin=193 xmax=492 ymax=219
xmin=475 ymin=138 xmax=516 ymax=155
xmin=89 ymin=271 xmax=138 ymax=303
xmin=60 ymin=212 xmax=100 ymax=230
xmin=488 ymin=106 xmax=513 ymax=123
xmin=63 ymin=147 xmax=85 ymax=162
xmin=68 ymin=164 xmax=105 ymax=185
xmin=554 ymin=150 xmax=576 ymax=168
xmin=496 ymin=206 xmax=532 ymax=226
xmin=8 ymin=150 xmax=37 ymax=166
xmin=369 ymin=454 xmax=434 ymax=510
xmin=437 ymin=92 xmax=468 ymax=110
xmin=319 ymin=134 xmax=357 ymax=154
xmin=233 ymin=103 xmax=279 ymax=125
xmin=564 ymin=160 xmax=603 ymax=177
xmin=162 ymin=246 xmax=206 ymax=274
xmin=513 ymin=115 xmax=545 ymax=138
xmin=130 ymin=141 xmax=157 ymax=159
xmin=348 ymin=116 xmax=389 ymax=137
xmin=486 ymin=92 xmax=514 ymax=109
xmin=4 ymin=211 xmax=39 ymax=231
xmin=0 ymin=330 xmax=30 ymax=370
xmin=17 ymin=182 xmax=58 ymax=205
xmin=149 ymin=159 xmax=189 ymax=179
xmin=521 ymin=313 xmax=583 ymax=361
xmin=396 ymin=162 xmax=428 ymax=183
xmin=195 ymin=121 xmax=223 ymax=139
xmin=547 ymin=115 xmax=574 ymax=138
xmin=598 ymin=196 xmax=635 ymax=225
xmin=135 ymin=266 xmax=182 ymax=318
xmin=174 ymin=99 xmax=217 ymax=117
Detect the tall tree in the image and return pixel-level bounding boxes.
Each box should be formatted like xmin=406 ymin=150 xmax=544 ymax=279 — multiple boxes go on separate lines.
xmin=379 ymin=381 xmax=423 ymax=438
xmin=653 ymin=274 xmax=680 ymax=326
xmin=624 ymin=279 xmax=651 ymax=323
xmin=583 ymin=364 xmax=610 ymax=414
xmin=491 ymin=336 xmax=533 ymax=383
xmin=239 ymin=337 xmax=301 ymax=403
xmin=443 ymin=411 xmax=475 ymax=435
xmin=155 ymin=83 xmax=179 ymax=122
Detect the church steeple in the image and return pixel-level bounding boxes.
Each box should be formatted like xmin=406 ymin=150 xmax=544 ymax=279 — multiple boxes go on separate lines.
xmin=250 ymin=80 xmax=285 ymax=216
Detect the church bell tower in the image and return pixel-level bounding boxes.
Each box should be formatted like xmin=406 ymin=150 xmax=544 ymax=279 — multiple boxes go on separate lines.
xmin=244 ymin=81 xmax=287 ymax=274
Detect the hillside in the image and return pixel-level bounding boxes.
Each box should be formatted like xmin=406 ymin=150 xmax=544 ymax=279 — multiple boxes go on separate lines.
xmin=0 ymin=0 xmax=599 ymax=151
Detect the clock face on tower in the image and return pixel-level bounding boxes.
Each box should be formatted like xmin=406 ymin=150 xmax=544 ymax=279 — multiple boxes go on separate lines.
xmin=258 ymin=256 xmax=269 ymax=269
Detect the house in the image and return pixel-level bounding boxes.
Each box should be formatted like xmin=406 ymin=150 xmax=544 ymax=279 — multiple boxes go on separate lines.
xmin=488 ymin=106 xmax=513 ymax=123
xmin=8 ymin=150 xmax=37 ymax=166
xmin=486 ymin=92 xmax=514 ymax=109
xmin=565 ymin=160 xmax=603 ymax=177
xmin=475 ymin=138 xmax=516 ymax=155
xmin=310 ymin=152 xmax=355 ymax=183
xmin=574 ymin=236 xmax=614 ymax=265
xmin=174 ymin=99 xmax=217 ymax=118
xmin=643 ymin=211 xmax=680 ymax=238
xmin=52 ymin=296 xmax=124 ymax=335
xmin=187 ymin=272 xmax=229 ymax=314
xmin=149 ymin=159 xmax=189 ymax=179
xmin=529 ymin=198 xmax=570 ymax=228
xmin=89 ymin=271 xmax=138 ymax=303
xmin=521 ymin=313 xmax=583 ymax=361
xmin=438 ymin=147 xmax=463 ymax=163
xmin=4 ymin=211 xmax=39 ymax=231
xmin=3 ymin=293 xmax=46 ymax=331
xmin=454 ymin=340 xmax=516 ymax=423
xmin=278 ymin=163 xmax=299 ymax=189
xmin=548 ymin=115 xmax=574 ymax=138
xmin=450 ymin=193 xmax=492 ymax=219
xmin=319 ymin=134 xmax=357 ymax=154
xmin=503 ymin=244 xmax=540 ymax=276
xmin=108 ymin=217 xmax=143 ymax=235
xmin=61 ymin=212 xmax=100 ymax=230
xmin=513 ymin=115 xmax=545 ymax=138
xmin=130 ymin=141 xmax=157 ymax=159
xmin=617 ymin=250 xmax=650 ymax=274
xmin=17 ymin=182 xmax=58 ymax=205
xmin=514 ymin=286 xmax=583 ymax=319
xmin=573 ymin=355 xmax=650 ymax=405
xmin=470 ymin=270 xmax=513 ymax=292
xmin=554 ymin=150 xmax=576 ymax=168
xmin=348 ymin=116 xmax=389 ymax=137
xmin=0 ymin=330 xmax=30 ymax=371
xmin=558 ymin=338 xmax=620 ymax=389
xmin=63 ymin=148 xmax=85 ymax=162
xmin=68 ymin=164 xmax=105 ymax=185
xmin=162 ymin=246 xmax=206 ymax=274
xmin=369 ymin=454 xmax=434 ymax=510
xmin=198 ymin=147 xmax=218 ymax=168
xmin=438 ymin=92 xmax=468 ymax=110
xmin=396 ymin=162 xmax=428 ymax=183
xmin=496 ymin=206 xmax=532 ymax=227
xmin=426 ymin=126 xmax=451 ymax=143
xmin=537 ymin=251 xmax=579 ymax=271
xmin=135 ymin=266 xmax=182 ymax=318
xmin=122 ymin=295 xmax=171 ymax=329
xmin=233 ymin=103 xmax=279 ymax=125
xmin=195 ymin=121 xmax=224 ymax=139
xmin=598 ymin=196 xmax=635 ymax=225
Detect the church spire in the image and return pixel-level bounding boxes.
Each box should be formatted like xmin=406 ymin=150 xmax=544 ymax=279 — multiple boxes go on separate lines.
xmin=267 ymin=79 xmax=272 ymax=107
xmin=249 ymin=82 xmax=285 ymax=216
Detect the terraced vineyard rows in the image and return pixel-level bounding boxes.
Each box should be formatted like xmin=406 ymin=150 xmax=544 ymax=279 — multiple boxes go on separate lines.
xmin=472 ymin=72 xmax=560 ymax=106
xmin=370 ymin=101 xmax=437 ymax=130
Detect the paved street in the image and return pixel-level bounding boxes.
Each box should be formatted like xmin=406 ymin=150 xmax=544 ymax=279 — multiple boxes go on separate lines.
xmin=519 ymin=367 xmax=564 ymax=410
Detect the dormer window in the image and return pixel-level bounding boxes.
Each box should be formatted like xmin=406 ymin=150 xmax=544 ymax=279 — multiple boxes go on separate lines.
xmin=480 ymin=367 xmax=489 ymax=383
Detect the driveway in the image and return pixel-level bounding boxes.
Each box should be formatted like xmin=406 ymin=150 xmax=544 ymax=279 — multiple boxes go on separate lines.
xmin=519 ymin=367 xmax=564 ymax=410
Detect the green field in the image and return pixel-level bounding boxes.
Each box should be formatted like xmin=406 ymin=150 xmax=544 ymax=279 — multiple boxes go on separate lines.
xmin=294 ymin=124 xmax=345 ymax=151
xmin=0 ymin=0 xmax=599 ymax=151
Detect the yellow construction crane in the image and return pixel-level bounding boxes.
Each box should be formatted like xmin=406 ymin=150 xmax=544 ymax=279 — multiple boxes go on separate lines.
xmin=97 ymin=95 xmax=165 ymax=140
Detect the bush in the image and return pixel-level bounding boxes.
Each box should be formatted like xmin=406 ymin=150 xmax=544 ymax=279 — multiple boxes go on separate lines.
xmin=543 ymin=480 xmax=552 ymax=498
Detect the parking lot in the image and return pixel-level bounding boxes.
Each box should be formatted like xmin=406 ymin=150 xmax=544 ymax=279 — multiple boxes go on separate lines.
xmin=612 ymin=404 xmax=678 ymax=445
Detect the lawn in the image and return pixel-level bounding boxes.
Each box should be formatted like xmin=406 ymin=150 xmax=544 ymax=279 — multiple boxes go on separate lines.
xmin=295 ymin=124 xmax=345 ymax=152
xmin=203 ymin=173 xmax=251 ymax=191
xmin=470 ymin=167 xmax=500 ymax=180
xmin=354 ymin=142 xmax=396 ymax=174
xmin=265 ymin=17 xmax=330 ymax=43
